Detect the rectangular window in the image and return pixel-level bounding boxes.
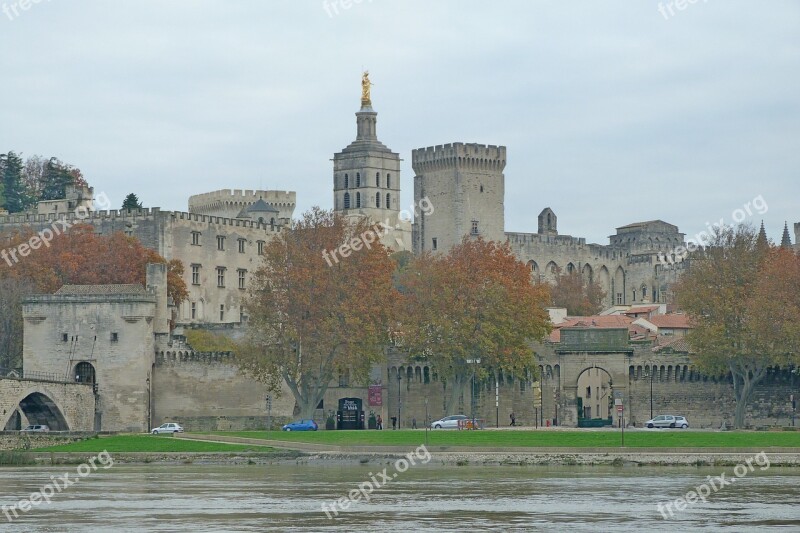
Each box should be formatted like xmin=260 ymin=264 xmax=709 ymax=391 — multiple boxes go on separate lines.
xmin=257 ymin=240 xmax=265 ymax=255
xmin=191 ymin=265 xmax=200 ymax=285
xmin=191 ymin=302 xmax=196 ymax=319
xmin=471 ymin=220 xmax=479 ymax=235
xmin=62 ymin=333 xmax=68 ymax=342
xmin=111 ymin=332 xmax=118 ymax=343
xmin=432 ymin=238 xmax=438 ymax=251
xmin=216 ymin=267 xmax=226 ymax=287
xmin=191 ymin=231 xmax=201 ymax=246
xmin=219 ymin=304 xmax=225 ymax=321
xmin=238 ymin=238 xmax=246 ymax=253
xmin=217 ymin=235 xmax=225 ymax=251
xmin=238 ymin=269 xmax=246 ymax=290
xmin=616 ymin=293 xmax=623 ymax=305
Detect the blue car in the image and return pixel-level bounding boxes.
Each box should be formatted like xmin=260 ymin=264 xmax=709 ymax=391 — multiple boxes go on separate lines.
xmin=282 ymin=419 xmax=318 ymax=431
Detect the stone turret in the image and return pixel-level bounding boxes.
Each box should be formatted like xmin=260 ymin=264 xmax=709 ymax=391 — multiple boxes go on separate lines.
xmin=780 ymin=222 xmax=792 ymax=248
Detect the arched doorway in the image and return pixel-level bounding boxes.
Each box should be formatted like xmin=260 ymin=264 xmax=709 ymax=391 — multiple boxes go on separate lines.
xmin=74 ymin=362 xmax=96 ymax=384
xmin=576 ymin=367 xmax=613 ymax=421
xmin=15 ymin=392 xmax=70 ymax=431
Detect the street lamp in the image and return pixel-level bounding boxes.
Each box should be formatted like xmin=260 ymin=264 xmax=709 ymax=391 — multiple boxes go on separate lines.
xmin=397 ymin=372 xmax=402 ymax=430
xmin=644 ymin=365 xmax=654 ymax=420
xmin=424 ymin=397 xmax=429 ymax=446
xmin=145 ymin=377 xmax=151 ymax=431
xmin=466 ymin=359 xmax=481 ymax=429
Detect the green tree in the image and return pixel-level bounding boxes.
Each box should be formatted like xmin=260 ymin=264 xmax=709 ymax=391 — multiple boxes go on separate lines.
xmin=0 ymin=152 xmax=28 ymax=213
xmin=238 ymin=208 xmax=397 ymax=419
xmin=121 ymin=193 xmax=143 ymax=210
xmin=675 ymin=225 xmax=800 ymax=428
xmin=39 ymin=157 xmax=81 ymax=201
xmin=398 ymin=237 xmax=552 ymax=413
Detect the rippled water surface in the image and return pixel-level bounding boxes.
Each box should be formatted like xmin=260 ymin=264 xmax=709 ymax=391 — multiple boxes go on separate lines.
xmin=1 ymin=463 xmax=799 ymax=532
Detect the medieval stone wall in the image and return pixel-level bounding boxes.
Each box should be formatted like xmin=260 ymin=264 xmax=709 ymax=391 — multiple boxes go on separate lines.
xmin=152 ymin=351 xmax=295 ymax=431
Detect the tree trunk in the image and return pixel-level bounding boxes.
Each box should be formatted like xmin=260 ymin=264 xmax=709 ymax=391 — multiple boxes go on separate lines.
xmin=444 ymin=372 xmax=467 ymax=414
xmin=731 ymin=365 xmax=764 ymax=429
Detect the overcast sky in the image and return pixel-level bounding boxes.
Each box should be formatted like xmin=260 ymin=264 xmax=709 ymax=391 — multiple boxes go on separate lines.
xmin=1 ymin=1 xmax=797 ymax=245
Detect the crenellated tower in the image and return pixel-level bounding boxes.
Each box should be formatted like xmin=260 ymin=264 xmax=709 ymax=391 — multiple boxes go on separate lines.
xmin=412 ymin=143 xmax=506 ymax=253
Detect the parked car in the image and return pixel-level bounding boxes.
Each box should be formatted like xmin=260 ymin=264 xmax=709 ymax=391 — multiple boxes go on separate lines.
xmin=674 ymin=416 xmax=690 ymax=429
xmin=430 ymin=415 xmax=467 ymax=429
xmin=282 ymin=419 xmax=318 ymax=431
xmin=21 ymin=425 xmax=49 ymax=433
xmin=645 ymin=415 xmax=689 ymax=429
xmin=151 ymin=422 xmax=184 ymax=435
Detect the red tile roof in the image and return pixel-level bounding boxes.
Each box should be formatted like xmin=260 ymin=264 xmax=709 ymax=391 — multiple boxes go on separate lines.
xmin=549 ymin=315 xmax=634 ymax=342
xmin=648 ymin=314 xmax=692 ymax=329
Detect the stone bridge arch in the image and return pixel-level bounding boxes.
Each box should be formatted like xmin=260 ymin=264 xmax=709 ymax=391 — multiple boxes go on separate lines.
xmin=0 ymin=379 xmax=95 ymax=431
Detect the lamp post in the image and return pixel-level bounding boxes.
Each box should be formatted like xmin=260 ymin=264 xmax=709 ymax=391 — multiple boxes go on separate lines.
xmin=397 ymin=372 xmax=402 ymax=430
xmin=646 ymin=365 xmax=654 ymax=420
xmin=424 ymin=397 xmax=429 ymax=446
xmin=495 ymin=372 xmax=499 ymax=429
xmin=466 ymin=359 xmax=481 ymax=429
xmin=145 ymin=377 xmax=151 ymax=431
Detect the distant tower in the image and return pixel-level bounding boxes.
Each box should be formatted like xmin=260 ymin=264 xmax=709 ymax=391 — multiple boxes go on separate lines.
xmin=538 ymin=208 xmax=558 ymax=236
xmin=781 ymin=221 xmax=792 ymax=248
xmin=332 ymin=72 xmax=408 ymax=250
xmin=412 ymin=143 xmax=506 ymax=253
xmin=757 ymin=220 xmax=769 ymax=250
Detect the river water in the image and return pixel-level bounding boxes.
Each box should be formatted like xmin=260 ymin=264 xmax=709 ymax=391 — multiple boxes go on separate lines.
xmin=1 ymin=463 xmax=799 ymax=532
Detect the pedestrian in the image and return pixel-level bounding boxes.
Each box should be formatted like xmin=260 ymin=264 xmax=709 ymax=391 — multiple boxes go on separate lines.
xmin=510 ymin=412 xmax=516 ymax=426
xmin=412 ymin=417 xmax=417 ymax=429
xmin=376 ymin=415 xmax=383 ymax=430
xmin=391 ymin=416 xmax=397 ymax=430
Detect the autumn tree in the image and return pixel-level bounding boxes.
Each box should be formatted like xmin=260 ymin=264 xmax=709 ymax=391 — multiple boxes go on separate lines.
xmin=238 ymin=208 xmax=397 ymax=419
xmin=398 ymin=237 xmax=552 ymax=414
xmin=0 ymin=225 xmax=188 ymax=365
xmin=675 ymin=225 xmax=800 ymax=428
xmin=549 ymin=268 xmax=607 ymax=315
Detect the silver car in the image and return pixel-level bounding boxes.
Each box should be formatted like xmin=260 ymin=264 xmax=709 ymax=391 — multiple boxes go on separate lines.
xmin=430 ymin=415 xmax=467 ymax=429
xmin=645 ymin=415 xmax=689 ymax=429
xmin=151 ymin=422 xmax=184 ymax=435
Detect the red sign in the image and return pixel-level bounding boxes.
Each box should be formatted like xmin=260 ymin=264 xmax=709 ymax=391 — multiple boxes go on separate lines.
xmin=616 ymin=405 xmax=623 ymax=413
xmin=368 ymin=385 xmax=383 ymax=406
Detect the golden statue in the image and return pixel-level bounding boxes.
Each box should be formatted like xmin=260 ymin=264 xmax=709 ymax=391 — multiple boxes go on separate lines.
xmin=361 ymin=70 xmax=372 ymax=105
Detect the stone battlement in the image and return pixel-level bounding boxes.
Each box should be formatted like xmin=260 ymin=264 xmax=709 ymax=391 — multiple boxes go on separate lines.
xmin=189 ymin=189 xmax=296 ymax=210
xmin=156 ymin=350 xmax=235 ymax=365
xmin=412 ymin=142 xmax=507 ymax=173
xmin=0 ymin=207 xmax=283 ymax=233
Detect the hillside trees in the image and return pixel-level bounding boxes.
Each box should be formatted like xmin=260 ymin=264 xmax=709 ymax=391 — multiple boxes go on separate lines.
xmin=675 ymin=225 xmax=800 ymax=428
xmin=239 ymin=208 xmax=397 ymax=418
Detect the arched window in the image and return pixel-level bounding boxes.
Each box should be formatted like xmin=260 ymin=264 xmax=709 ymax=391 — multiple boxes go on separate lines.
xmin=376 ymin=172 xmax=380 ymax=187
xmin=376 ymin=192 xmax=381 ymax=208
xmin=356 ymin=173 xmax=361 ymax=187
xmin=387 ymin=174 xmax=391 ymax=188
xmin=386 ymin=193 xmax=390 ymax=208
xmin=344 ymin=192 xmax=351 ymax=209
xmin=344 ymin=174 xmax=349 ymax=188
xmin=356 ymin=192 xmax=361 ymax=208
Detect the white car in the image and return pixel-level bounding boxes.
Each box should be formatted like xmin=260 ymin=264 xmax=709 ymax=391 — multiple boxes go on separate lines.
xmin=430 ymin=415 xmax=467 ymax=429
xmin=151 ymin=422 xmax=184 ymax=435
xmin=645 ymin=415 xmax=689 ymax=429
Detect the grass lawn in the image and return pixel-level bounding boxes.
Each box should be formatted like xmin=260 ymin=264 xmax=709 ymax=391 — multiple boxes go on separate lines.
xmin=32 ymin=434 xmax=275 ymax=453
xmin=210 ymin=429 xmax=800 ymax=449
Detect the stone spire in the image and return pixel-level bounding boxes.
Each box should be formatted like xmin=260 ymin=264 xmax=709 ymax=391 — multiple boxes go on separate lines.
xmin=756 ymin=220 xmax=768 ymax=250
xmin=781 ymin=221 xmax=792 ymax=248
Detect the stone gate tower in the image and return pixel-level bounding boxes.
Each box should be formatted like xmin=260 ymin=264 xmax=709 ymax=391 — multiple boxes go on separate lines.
xmin=412 ymin=143 xmax=506 ymax=253
xmin=332 ymin=72 xmax=409 ymax=250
